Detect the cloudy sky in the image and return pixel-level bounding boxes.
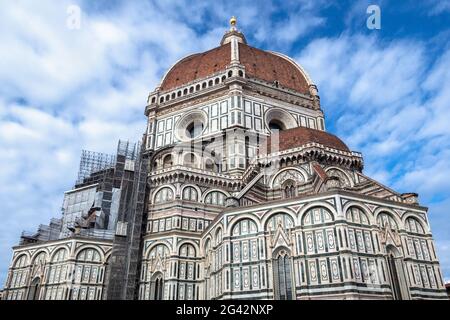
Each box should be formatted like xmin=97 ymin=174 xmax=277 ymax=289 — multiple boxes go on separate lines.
xmin=0 ymin=0 xmax=450 ymax=287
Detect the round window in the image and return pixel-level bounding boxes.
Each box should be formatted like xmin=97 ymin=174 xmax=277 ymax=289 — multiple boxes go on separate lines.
xmin=265 ymin=108 xmax=297 ymax=133
xmin=186 ymin=121 xmax=204 ymax=139
xmin=175 ymin=110 xmax=207 ymax=141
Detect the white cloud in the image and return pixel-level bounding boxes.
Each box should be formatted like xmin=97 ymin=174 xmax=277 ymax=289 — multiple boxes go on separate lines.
xmin=1 ymin=0 xmax=450 ymax=288
xmin=298 ymin=34 xmax=450 ymax=282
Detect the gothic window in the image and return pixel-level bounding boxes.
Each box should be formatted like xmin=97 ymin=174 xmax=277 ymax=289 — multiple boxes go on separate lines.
xmin=273 ymin=250 xmax=293 ymax=300
xmin=232 ymin=219 xmax=258 ymax=236
xmin=148 ymin=245 xmax=168 ymax=259
xmin=205 ymin=191 xmax=226 ymax=206
xmin=302 ymin=207 xmax=334 ymax=226
xmin=72 ymin=248 xmax=103 ymax=300
xmin=405 ymin=217 xmax=425 ymax=234
xmin=178 ymin=243 xmax=197 ymax=299
xmin=46 ymin=248 xmax=69 ymax=299
xmin=282 ymin=180 xmax=296 ymax=199
xmin=14 ymin=255 xmax=28 ymax=268
xmin=377 ymin=212 xmax=398 ymax=230
xmin=346 ymin=207 xmax=370 ymax=226
xmin=151 ymin=272 xmax=164 ymax=300
xmin=346 ymin=207 xmax=373 ymax=253
xmin=154 ymin=187 xmax=174 ymax=204
xmin=32 ymin=252 xmax=47 ymax=266
xmin=9 ymin=255 xmax=28 ymax=293
xmin=179 ymin=244 xmax=196 ymax=258
xmin=182 ymin=186 xmax=198 ymax=202
xmin=266 ymin=213 xmax=294 ymax=232
xmin=405 ymin=217 xmax=428 ymax=261
xmin=386 ymin=246 xmax=405 ymax=300
xmin=28 ymin=277 xmax=42 ymax=300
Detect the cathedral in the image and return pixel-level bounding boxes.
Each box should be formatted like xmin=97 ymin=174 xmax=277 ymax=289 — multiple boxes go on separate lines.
xmin=3 ymin=18 xmax=448 ymax=300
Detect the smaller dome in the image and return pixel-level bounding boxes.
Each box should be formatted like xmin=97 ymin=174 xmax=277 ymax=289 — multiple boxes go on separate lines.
xmin=266 ymin=127 xmax=350 ymax=153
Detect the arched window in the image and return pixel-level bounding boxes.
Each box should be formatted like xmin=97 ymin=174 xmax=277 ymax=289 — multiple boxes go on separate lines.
xmin=179 ymin=243 xmax=196 ymax=257
xmin=377 ymin=212 xmax=398 ymax=230
xmin=148 ymin=244 xmax=169 ymax=259
xmin=52 ymin=249 xmax=68 ymax=263
xmin=9 ymin=255 xmax=28 ymax=293
xmin=273 ymin=249 xmax=293 ymax=300
xmin=77 ymin=248 xmax=101 ymax=262
xmin=282 ymin=180 xmax=296 ymax=199
xmin=151 ymin=272 xmax=164 ymax=300
xmin=183 ymin=153 xmax=198 ymax=167
xmin=28 ymin=277 xmax=42 ymax=300
xmin=182 ymin=186 xmax=198 ymax=202
xmin=32 ymin=252 xmax=47 ymax=266
xmin=266 ymin=213 xmax=294 ymax=231
xmin=46 ymin=249 xmax=69 ymax=300
xmin=405 ymin=217 xmax=425 ymax=234
xmin=215 ymin=228 xmax=223 ymax=246
xmin=269 ymin=119 xmax=285 ymax=132
xmin=154 ymin=187 xmax=174 ymax=204
xmin=346 ymin=207 xmax=370 ymax=225
xmin=162 ymin=155 xmax=173 ymax=168
xmin=232 ymin=219 xmax=258 ymax=236
xmin=205 ymin=191 xmax=226 ymax=206
xmin=14 ymin=255 xmax=28 ymax=268
xmin=73 ymin=248 xmax=102 ymax=300
xmin=302 ymin=207 xmax=333 ymax=226
xmin=177 ymin=243 xmax=198 ymax=298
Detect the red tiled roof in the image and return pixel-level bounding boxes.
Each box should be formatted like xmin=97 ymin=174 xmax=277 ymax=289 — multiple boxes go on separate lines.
xmin=239 ymin=43 xmax=309 ymax=93
xmin=160 ymin=43 xmax=231 ymax=91
xmin=159 ymin=42 xmax=310 ymax=94
xmin=266 ymin=127 xmax=350 ymax=153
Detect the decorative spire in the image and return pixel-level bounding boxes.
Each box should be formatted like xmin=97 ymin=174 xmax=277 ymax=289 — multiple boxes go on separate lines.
xmin=230 ymin=16 xmax=237 ymax=30
xmin=220 ymin=16 xmax=247 ymax=46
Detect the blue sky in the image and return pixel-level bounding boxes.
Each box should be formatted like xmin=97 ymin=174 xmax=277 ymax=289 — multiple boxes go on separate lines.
xmin=0 ymin=0 xmax=450 ymax=287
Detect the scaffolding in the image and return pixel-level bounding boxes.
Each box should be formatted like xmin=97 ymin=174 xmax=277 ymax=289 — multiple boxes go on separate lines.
xmin=76 ymin=150 xmax=116 ymax=185
xmin=117 ymin=140 xmax=139 ymax=160
xmin=20 ymin=218 xmax=62 ymax=245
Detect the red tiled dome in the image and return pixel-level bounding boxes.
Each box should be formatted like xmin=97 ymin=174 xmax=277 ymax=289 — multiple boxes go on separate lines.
xmin=267 ymin=127 xmax=350 ymax=153
xmin=159 ymin=42 xmax=311 ymax=94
